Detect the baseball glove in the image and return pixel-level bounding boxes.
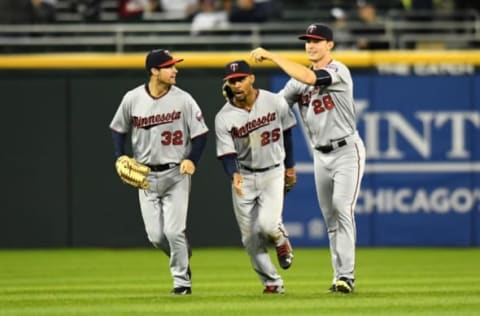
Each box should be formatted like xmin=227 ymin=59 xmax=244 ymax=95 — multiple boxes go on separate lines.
xmin=115 ymin=155 xmax=150 ymax=189
xmin=284 ymin=168 xmax=297 ymax=194
xmin=222 ymin=82 xmax=234 ymax=103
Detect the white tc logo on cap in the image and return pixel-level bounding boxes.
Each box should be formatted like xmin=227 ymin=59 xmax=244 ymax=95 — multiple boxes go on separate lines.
xmin=307 ymin=25 xmax=317 ymax=34
xmin=230 ymin=63 xmax=239 ymax=72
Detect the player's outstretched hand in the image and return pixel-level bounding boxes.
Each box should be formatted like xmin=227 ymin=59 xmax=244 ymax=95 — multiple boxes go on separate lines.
xmin=233 ymin=172 xmax=244 ymax=197
xmin=250 ymin=47 xmax=272 ymax=63
xmin=180 ymin=159 xmax=196 ymax=175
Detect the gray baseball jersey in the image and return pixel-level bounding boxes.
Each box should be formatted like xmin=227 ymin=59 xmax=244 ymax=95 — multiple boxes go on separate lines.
xmin=215 ymin=89 xmax=296 ymax=288
xmin=280 ymin=59 xmax=356 ymax=146
xmin=215 ymin=89 xmax=296 ymax=167
xmin=109 ymin=83 xmax=208 ymax=290
xmin=279 ymin=58 xmax=365 ymax=285
xmin=110 ymin=84 xmax=208 ymax=164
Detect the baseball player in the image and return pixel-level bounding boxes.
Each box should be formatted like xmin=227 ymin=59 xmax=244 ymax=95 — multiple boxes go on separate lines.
xmin=215 ymin=60 xmax=297 ymax=294
xmin=109 ymin=49 xmax=209 ymax=295
xmin=251 ymin=23 xmax=366 ymax=294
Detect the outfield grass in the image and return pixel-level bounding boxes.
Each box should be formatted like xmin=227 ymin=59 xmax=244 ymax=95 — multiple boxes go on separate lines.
xmin=1 ymin=248 xmax=479 ymax=315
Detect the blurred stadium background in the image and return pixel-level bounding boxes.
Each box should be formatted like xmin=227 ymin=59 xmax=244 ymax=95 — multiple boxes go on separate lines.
xmin=0 ymin=0 xmax=479 ymax=249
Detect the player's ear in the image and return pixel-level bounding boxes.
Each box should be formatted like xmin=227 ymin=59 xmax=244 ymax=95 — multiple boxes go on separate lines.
xmin=250 ymin=74 xmax=255 ymax=84
xmin=328 ymin=41 xmax=335 ymax=50
xmin=150 ymin=67 xmax=159 ymax=76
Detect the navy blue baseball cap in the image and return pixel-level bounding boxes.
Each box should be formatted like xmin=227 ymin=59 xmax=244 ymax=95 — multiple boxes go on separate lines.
xmin=145 ymin=49 xmax=183 ymax=70
xmin=224 ymin=60 xmax=251 ymax=81
xmin=298 ymin=23 xmax=334 ymax=41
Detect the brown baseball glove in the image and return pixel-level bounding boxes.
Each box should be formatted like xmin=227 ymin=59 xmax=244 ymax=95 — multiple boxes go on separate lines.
xmin=115 ymin=155 xmax=150 ymax=189
xmin=284 ymin=167 xmax=297 ymax=194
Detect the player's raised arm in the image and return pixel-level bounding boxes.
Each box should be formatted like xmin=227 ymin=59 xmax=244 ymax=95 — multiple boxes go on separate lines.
xmin=251 ymin=24 xmax=336 ymax=88
xmin=250 ymin=48 xmax=316 ymax=86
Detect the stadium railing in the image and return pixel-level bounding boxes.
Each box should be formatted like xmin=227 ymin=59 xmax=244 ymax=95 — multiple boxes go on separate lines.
xmin=0 ymin=9 xmax=479 ymax=53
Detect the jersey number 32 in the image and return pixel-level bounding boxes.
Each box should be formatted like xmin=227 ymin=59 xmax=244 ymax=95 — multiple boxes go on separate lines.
xmin=161 ymin=130 xmax=183 ymax=145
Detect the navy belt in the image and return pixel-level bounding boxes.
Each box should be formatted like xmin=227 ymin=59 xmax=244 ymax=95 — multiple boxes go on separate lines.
xmin=241 ymin=164 xmax=280 ymax=173
xmin=315 ymin=139 xmax=347 ymax=154
xmin=146 ymin=163 xmax=179 ymax=172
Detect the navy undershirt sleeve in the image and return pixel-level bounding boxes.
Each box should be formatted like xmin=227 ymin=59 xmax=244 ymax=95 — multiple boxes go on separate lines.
xmin=111 ymin=130 xmax=127 ymax=159
xmin=187 ymin=133 xmax=208 ymax=165
xmin=313 ymin=69 xmax=332 ymax=86
xmin=221 ymin=154 xmax=239 ymax=179
xmin=283 ymin=129 xmax=294 ymax=168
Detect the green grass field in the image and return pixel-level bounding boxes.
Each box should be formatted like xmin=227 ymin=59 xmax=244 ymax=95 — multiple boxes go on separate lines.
xmin=1 ymin=248 xmax=479 ymax=315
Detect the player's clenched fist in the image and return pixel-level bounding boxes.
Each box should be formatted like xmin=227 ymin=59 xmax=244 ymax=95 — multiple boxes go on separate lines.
xmin=250 ymin=47 xmax=273 ymax=63
xmin=232 ymin=172 xmax=244 ymax=197
xmin=180 ymin=159 xmax=196 ymax=175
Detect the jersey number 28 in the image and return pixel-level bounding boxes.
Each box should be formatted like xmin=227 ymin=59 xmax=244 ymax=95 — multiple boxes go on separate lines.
xmin=313 ymin=95 xmax=335 ymax=114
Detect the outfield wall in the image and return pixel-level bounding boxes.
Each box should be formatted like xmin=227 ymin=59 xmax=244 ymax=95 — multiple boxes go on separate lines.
xmin=0 ymin=51 xmax=478 ymax=248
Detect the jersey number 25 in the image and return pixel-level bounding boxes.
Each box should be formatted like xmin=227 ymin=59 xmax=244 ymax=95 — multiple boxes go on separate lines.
xmin=261 ymin=128 xmax=280 ymax=146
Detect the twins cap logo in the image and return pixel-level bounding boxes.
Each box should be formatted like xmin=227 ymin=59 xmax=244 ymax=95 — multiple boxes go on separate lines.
xmin=230 ymin=63 xmax=239 ymax=73
xmin=307 ymin=24 xmax=317 ymax=34
xmin=164 ymin=50 xmax=172 ymax=57
xmin=224 ymin=60 xmax=250 ymax=80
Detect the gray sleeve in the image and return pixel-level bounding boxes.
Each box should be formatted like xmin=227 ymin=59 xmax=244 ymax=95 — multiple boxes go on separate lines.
xmin=278 ymin=96 xmax=297 ymax=130
xmin=109 ymin=93 xmax=131 ymax=133
xmin=278 ymin=78 xmax=301 ymax=108
xmin=324 ymin=62 xmax=349 ymax=87
xmin=185 ymin=94 xmax=209 ymax=138
xmin=214 ymin=114 xmax=235 ymax=158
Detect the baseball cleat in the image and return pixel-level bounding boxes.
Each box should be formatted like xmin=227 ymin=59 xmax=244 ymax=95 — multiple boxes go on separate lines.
xmin=335 ymin=277 xmax=354 ymax=294
xmin=276 ymin=239 xmax=294 ymax=269
xmin=170 ymin=286 xmax=192 ymax=295
xmin=263 ymin=285 xmax=285 ymax=294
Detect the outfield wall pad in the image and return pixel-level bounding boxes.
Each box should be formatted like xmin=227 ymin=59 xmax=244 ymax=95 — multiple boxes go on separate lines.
xmin=0 ymin=51 xmax=478 ymax=247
